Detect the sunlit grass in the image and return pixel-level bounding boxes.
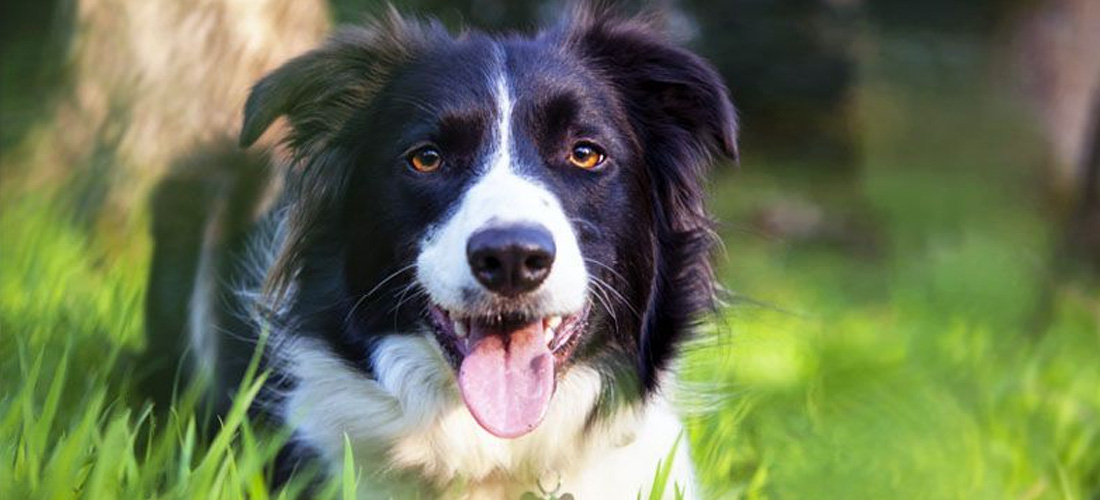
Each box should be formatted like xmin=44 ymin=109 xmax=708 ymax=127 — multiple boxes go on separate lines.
xmin=682 ymin=165 xmax=1100 ymax=499
xmin=0 ymin=195 xmax=328 ymax=500
xmin=4 ymin=159 xmax=1097 ymax=499
xmin=2 ymin=37 xmax=1099 ymax=498
xmin=678 ymin=77 xmax=1099 ymax=498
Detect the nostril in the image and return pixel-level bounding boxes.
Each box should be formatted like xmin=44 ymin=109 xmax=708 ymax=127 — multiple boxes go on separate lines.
xmin=480 ymin=255 xmax=502 ymax=271
xmin=525 ymin=254 xmax=551 ymax=272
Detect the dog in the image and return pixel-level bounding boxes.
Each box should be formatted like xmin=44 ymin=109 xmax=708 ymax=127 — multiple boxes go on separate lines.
xmin=145 ymin=5 xmax=737 ymax=498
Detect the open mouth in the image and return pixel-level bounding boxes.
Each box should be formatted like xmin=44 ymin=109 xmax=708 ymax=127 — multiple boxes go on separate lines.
xmin=428 ymin=305 xmax=590 ymax=438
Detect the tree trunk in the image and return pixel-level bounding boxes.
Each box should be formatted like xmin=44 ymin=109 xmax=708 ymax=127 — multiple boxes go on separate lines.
xmin=20 ymin=0 xmax=330 ymax=216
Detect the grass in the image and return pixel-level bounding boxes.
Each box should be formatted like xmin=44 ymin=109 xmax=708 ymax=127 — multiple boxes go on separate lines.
xmin=673 ymin=35 xmax=1100 ymax=498
xmin=682 ymin=166 xmax=1100 ymax=498
xmin=4 ymin=156 xmax=1099 ymax=500
xmin=2 ymin=31 xmax=1099 ymax=500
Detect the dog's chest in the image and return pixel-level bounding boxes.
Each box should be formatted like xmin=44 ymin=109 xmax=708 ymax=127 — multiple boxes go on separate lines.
xmin=278 ymin=335 xmax=694 ymax=498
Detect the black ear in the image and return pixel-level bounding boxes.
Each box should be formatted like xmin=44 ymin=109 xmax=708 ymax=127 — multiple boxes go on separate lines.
xmin=565 ymin=8 xmax=739 ymax=391
xmin=564 ymin=7 xmax=738 ymax=164
xmin=242 ymin=11 xmax=446 ymax=301
xmin=239 ymin=11 xmax=439 ymax=151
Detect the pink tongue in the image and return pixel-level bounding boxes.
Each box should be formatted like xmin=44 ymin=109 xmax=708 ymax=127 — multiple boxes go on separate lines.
xmin=457 ymin=321 xmax=554 ymax=439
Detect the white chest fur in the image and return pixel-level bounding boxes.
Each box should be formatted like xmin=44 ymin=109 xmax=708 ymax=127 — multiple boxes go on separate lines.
xmin=276 ymin=335 xmax=696 ymax=499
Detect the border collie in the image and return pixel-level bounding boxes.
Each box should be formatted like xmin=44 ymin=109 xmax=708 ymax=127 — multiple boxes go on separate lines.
xmin=145 ymin=4 xmax=737 ymax=498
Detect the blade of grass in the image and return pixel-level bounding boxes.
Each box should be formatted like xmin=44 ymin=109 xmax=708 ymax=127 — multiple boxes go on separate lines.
xmin=643 ymin=432 xmax=683 ymax=500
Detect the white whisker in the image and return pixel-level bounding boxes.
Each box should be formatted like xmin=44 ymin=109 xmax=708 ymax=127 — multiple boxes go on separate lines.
xmin=344 ymin=263 xmax=418 ymax=326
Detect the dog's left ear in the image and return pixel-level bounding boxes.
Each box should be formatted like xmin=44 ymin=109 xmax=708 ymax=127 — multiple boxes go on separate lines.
xmin=565 ymin=9 xmax=738 ymax=391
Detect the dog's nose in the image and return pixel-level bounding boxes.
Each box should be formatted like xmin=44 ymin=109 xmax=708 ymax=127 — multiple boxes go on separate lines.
xmin=467 ymin=225 xmax=556 ymax=297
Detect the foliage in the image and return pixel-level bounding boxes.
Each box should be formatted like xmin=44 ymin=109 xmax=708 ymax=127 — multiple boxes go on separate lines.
xmin=2 ymin=19 xmax=1099 ymax=500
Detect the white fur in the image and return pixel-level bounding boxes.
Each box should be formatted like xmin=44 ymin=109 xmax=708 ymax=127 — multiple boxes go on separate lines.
xmin=414 ymin=66 xmax=588 ymax=316
xmin=243 ymin=48 xmax=697 ymax=500
xmin=188 ymin=198 xmax=230 ymax=382
xmin=188 ymin=243 xmax=218 ymax=380
xmin=276 ymin=334 xmax=696 ymax=499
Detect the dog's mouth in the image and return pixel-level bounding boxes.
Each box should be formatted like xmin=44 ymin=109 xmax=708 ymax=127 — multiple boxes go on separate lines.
xmin=428 ymin=305 xmax=590 ymax=439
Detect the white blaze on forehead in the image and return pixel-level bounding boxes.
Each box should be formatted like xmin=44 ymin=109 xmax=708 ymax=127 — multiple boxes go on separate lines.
xmin=415 ymin=56 xmax=588 ymax=315
xmin=489 ymin=73 xmax=514 ymax=174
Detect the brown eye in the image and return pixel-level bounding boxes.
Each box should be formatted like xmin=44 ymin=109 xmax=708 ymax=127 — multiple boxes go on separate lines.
xmin=408 ymin=146 xmax=443 ymax=172
xmin=568 ymin=142 xmax=606 ymax=170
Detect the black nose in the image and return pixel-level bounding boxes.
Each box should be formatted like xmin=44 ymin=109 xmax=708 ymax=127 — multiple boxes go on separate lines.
xmin=467 ymin=225 xmax=556 ymax=297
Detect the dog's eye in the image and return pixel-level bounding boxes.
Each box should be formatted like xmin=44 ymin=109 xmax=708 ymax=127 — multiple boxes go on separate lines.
xmin=568 ymin=142 xmax=606 ymax=170
xmin=408 ymin=146 xmax=443 ymax=172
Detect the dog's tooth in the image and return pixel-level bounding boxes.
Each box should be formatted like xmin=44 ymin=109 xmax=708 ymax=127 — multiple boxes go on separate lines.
xmin=453 ymin=320 xmax=468 ymax=338
xmin=547 ymin=316 xmax=562 ymax=330
xmin=544 ymin=327 xmax=555 ymax=345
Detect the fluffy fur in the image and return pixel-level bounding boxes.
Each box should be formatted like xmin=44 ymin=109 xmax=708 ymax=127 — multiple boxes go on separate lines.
xmin=145 ymin=5 xmax=737 ymax=499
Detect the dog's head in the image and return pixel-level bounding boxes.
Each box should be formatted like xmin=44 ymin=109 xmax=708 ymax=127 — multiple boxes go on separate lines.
xmin=241 ymin=6 xmax=737 ymax=439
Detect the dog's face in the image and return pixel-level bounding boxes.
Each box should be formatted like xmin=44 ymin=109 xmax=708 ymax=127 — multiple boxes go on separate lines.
xmin=241 ymin=9 xmax=737 ymax=439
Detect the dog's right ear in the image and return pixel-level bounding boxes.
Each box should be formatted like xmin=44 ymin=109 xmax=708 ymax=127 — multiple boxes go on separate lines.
xmin=240 ymin=12 xmax=437 ymax=151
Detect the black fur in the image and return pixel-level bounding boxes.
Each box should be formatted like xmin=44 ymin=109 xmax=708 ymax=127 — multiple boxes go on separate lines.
xmin=561 ymin=9 xmax=738 ymax=390
xmin=146 ymin=3 xmax=737 ymax=487
xmin=143 ymin=142 xmax=273 ymax=416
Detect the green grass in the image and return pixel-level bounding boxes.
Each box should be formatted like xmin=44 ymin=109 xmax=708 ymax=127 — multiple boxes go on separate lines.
xmin=4 ymin=155 xmax=1098 ymax=499
xmin=673 ymin=41 xmax=1100 ymax=498
xmin=2 ymin=35 xmax=1099 ymax=500
xmin=682 ymin=166 xmax=1100 ymax=498
xmin=0 ymin=195 xmax=319 ymax=500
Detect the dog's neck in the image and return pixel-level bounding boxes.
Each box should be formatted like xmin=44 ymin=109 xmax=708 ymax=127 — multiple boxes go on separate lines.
xmin=273 ymin=334 xmax=690 ymax=497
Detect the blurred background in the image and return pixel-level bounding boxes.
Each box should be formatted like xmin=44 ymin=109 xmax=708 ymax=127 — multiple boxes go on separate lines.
xmin=1 ymin=0 xmax=1098 ymax=499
